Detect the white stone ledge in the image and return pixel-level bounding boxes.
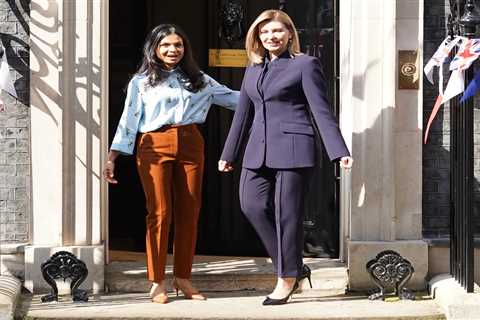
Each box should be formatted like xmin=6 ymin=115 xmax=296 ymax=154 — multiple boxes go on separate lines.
xmin=429 ymin=274 xmax=480 ymax=320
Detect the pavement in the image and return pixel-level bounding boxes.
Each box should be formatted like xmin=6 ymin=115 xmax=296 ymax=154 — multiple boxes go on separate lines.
xmin=2 ymin=252 xmax=448 ymax=320
xmin=5 ymin=253 xmax=480 ymax=319
xmin=14 ymin=290 xmax=445 ymax=320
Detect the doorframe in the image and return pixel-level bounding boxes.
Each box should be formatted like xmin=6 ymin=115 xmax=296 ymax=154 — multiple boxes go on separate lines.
xmin=101 ymin=0 xmax=110 ymax=263
xmin=334 ymin=0 xmax=348 ymax=262
xmin=100 ymin=0 xmax=351 ymax=263
xmin=337 ymin=0 xmax=353 ymax=263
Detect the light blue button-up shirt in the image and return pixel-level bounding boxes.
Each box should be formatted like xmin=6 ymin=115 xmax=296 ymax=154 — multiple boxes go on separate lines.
xmin=110 ymin=70 xmax=239 ymax=155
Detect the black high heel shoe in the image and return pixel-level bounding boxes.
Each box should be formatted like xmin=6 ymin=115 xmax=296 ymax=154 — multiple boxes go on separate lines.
xmin=262 ymin=280 xmax=299 ymax=306
xmin=262 ymin=265 xmax=313 ymax=306
xmin=298 ymin=264 xmax=312 ymax=289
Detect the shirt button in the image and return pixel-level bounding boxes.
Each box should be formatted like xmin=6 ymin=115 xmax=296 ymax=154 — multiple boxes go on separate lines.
xmin=261 ymin=139 xmax=265 ymax=143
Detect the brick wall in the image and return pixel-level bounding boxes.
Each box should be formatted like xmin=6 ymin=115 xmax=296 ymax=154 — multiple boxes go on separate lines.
xmin=423 ymin=0 xmax=480 ymax=238
xmin=0 ymin=0 xmax=30 ymax=244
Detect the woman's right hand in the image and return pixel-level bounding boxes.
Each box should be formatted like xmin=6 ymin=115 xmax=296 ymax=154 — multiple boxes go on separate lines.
xmin=218 ymin=160 xmax=234 ymax=172
xmin=103 ymin=160 xmax=118 ymax=184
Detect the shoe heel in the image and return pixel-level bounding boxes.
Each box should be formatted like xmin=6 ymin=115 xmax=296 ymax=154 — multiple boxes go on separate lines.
xmin=307 ymin=275 xmax=313 ymax=288
xmin=172 ymin=280 xmax=179 ymax=297
xmin=300 ymin=265 xmax=313 ymax=289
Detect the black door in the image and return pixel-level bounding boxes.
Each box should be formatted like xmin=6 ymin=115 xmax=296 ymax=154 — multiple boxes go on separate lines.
xmin=108 ymin=0 xmax=339 ymax=257
xmin=283 ymin=0 xmax=340 ymax=258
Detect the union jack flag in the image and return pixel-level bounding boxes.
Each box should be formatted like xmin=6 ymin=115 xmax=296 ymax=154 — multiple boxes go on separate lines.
xmin=449 ymin=38 xmax=480 ymax=71
xmin=424 ymin=36 xmax=462 ymax=84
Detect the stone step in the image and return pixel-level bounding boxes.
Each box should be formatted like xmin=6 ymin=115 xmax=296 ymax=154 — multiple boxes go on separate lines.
xmin=105 ymin=252 xmax=348 ymax=295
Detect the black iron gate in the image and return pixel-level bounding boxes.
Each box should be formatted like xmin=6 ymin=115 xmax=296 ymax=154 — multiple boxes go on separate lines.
xmin=447 ymin=0 xmax=478 ymax=293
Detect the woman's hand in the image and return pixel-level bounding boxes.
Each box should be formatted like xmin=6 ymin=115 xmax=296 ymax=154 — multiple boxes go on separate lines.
xmin=340 ymin=156 xmax=353 ymax=169
xmin=103 ymin=151 xmax=120 ymax=184
xmin=103 ymin=160 xmax=118 ymax=184
xmin=218 ymin=160 xmax=234 ymax=172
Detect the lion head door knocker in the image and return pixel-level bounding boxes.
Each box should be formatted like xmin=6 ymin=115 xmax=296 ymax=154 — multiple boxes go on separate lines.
xmin=40 ymin=251 xmax=89 ymax=302
xmin=218 ymin=0 xmax=245 ymax=46
xmin=366 ymin=250 xmax=415 ymax=300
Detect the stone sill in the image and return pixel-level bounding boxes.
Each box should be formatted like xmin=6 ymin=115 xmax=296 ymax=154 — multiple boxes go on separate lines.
xmin=424 ymin=237 xmax=480 ymax=248
xmin=0 ymin=243 xmax=28 ymax=254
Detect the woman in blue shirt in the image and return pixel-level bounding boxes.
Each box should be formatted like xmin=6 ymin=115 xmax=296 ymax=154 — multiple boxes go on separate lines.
xmin=103 ymin=24 xmax=238 ymax=304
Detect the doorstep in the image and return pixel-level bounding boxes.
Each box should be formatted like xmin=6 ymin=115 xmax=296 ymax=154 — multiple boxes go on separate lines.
xmin=105 ymin=251 xmax=348 ymax=294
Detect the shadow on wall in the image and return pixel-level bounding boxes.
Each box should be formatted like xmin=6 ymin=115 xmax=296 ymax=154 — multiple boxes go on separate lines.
xmin=349 ymin=107 xmax=397 ymax=240
xmin=28 ymin=0 xmax=103 ymax=243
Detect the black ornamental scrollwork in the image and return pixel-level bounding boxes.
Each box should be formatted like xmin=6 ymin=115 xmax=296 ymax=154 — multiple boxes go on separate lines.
xmin=40 ymin=251 xmax=89 ymax=302
xmin=366 ymin=250 xmax=415 ymax=300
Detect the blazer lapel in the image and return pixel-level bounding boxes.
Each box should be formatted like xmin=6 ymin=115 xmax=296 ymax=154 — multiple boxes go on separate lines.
xmin=246 ymin=64 xmax=264 ymax=101
xmin=261 ymin=53 xmax=292 ymax=99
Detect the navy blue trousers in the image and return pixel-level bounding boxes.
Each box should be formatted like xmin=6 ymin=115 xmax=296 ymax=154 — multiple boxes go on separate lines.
xmin=239 ymin=166 xmax=310 ymax=278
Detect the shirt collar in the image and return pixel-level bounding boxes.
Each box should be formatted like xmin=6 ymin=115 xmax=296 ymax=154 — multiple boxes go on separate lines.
xmin=160 ymin=66 xmax=180 ymax=74
xmin=264 ymin=49 xmax=291 ymax=65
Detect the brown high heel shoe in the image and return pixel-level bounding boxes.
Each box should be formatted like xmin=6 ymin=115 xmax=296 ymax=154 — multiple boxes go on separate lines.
xmin=150 ymin=283 xmax=169 ymax=304
xmin=171 ymin=278 xmax=206 ymax=300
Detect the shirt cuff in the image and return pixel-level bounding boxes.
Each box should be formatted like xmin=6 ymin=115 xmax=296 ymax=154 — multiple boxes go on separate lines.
xmin=110 ymin=143 xmax=134 ymax=155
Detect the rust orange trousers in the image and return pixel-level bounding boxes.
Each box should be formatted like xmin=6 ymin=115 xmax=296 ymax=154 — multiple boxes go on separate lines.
xmin=136 ymin=124 xmax=204 ymax=283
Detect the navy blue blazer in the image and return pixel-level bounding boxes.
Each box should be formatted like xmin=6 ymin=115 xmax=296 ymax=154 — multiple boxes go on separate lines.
xmin=220 ymin=52 xmax=350 ymax=169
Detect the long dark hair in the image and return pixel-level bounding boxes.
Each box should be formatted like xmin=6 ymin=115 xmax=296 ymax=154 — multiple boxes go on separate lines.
xmin=136 ymin=24 xmax=205 ymax=92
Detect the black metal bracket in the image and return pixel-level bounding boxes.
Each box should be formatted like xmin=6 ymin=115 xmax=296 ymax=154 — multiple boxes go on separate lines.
xmin=40 ymin=251 xmax=89 ymax=302
xmin=366 ymin=250 xmax=415 ymax=301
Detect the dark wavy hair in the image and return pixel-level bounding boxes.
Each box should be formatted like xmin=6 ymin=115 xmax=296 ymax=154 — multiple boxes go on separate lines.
xmin=135 ymin=24 xmax=205 ymax=92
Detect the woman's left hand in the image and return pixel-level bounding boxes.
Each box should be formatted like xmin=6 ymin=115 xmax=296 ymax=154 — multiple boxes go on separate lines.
xmin=218 ymin=160 xmax=234 ymax=172
xmin=340 ymin=156 xmax=353 ymax=169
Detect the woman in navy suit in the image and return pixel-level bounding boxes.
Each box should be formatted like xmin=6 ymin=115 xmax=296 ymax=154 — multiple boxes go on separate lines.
xmin=218 ymin=9 xmax=353 ymax=305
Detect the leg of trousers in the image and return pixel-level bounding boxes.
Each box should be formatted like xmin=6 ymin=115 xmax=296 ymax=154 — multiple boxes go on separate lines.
xmin=239 ymin=166 xmax=309 ymax=278
xmin=136 ymin=124 xmax=204 ymax=283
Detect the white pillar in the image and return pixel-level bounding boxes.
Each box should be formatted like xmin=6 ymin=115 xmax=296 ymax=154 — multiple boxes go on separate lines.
xmin=340 ymin=0 xmax=427 ymax=290
xmin=26 ymin=0 xmax=109 ymax=293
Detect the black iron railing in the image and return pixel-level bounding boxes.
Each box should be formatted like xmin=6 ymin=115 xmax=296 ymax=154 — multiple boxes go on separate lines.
xmin=447 ymin=0 xmax=479 ymax=293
